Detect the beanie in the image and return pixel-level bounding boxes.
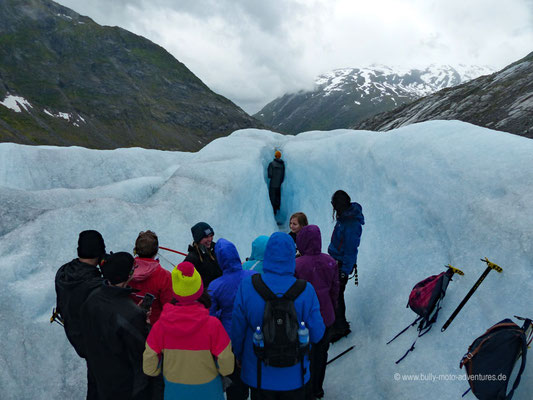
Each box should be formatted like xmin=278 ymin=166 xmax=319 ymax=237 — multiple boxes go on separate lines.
xmin=275 ymin=150 xmax=281 ymax=159
xmin=191 ymin=222 xmax=214 ymax=244
xmin=171 ymin=261 xmax=204 ymax=303
xmin=77 ymin=230 xmax=106 ymax=259
xmin=101 ymin=252 xmax=134 ymax=284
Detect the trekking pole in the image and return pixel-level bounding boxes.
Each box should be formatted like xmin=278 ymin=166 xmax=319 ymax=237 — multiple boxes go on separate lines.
xmin=326 ymin=345 xmax=355 ymax=365
xmin=157 ymin=252 xmax=177 ymax=269
xmin=441 ymin=258 xmax=502 ymax=332
xmin=159 ymin=246 xmax=188 ymax=257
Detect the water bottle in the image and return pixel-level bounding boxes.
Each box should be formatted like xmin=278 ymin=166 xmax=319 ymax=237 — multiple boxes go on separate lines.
xmin=298 ymin=321 xmax=309 ymax=346
xmin=253 ymin=326 xmax=264 ymax=348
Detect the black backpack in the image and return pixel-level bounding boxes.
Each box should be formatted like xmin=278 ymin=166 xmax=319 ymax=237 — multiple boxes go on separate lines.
xmin=252 ymin=274 xmax=307 ymax=368
xmin=460 ymin=317 xmax=532 ymax=400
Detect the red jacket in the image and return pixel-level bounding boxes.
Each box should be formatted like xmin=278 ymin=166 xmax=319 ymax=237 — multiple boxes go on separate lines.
xmin=129 ymin=258 xmax=173 ymax=324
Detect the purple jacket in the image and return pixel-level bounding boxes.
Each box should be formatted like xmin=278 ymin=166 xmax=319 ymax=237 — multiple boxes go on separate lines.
xmin=295 ymin=225 xmax=340 ymax=327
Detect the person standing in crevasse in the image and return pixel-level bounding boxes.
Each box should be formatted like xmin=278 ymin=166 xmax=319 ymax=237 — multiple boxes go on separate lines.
xmin=267 ymin=150 xmax=285 ymax=215
xmin=327 ymin=190 xmax=364 ymax=343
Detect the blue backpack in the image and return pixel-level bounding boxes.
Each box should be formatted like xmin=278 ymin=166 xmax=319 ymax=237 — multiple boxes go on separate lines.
xmin=460 ymin=316 xmax=532 ymax=399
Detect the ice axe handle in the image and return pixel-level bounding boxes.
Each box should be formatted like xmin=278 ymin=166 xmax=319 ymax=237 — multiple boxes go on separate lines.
xmin=441 ymin=259 xmax=502 ymax=332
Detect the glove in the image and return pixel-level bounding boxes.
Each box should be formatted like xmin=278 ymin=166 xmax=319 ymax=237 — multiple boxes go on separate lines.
xmin=339 ymin=270 xmax=348 ymax=285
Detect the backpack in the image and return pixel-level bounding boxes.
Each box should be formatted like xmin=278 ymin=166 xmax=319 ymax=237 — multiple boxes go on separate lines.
xmin=387 ymin=267 xmax=458 ymax=363
xmin=251 ymin=274 xmax=307 ymax=368
xmin=460 ymin=317 xmax=532 ymax=400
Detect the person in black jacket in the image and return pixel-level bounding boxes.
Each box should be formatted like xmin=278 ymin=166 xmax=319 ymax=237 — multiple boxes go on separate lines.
xmin=184 ymin=222 xmax=222 ymax=288
xmin=267 ymin=150 xmax=285 ymax=215
xmin=55 ymin=230 xmax=106 ymax=400
xmin=81 ymin=252 xmax=152 ymax=400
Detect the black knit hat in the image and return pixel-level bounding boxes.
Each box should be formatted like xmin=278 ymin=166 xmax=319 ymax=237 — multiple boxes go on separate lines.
xmin=331 ymin=190 xmax=351 ymax=213
xmin=191 ymin=222 xmax=214 ymax=243
xmin=101 ymin=252 xmax=134 ymax=284
xmin=77 ymin=230 xmax=106 ymax=259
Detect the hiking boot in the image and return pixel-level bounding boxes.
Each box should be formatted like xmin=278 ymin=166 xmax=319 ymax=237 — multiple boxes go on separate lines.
xmin=329 ymin=324 xmax=351 ymax=343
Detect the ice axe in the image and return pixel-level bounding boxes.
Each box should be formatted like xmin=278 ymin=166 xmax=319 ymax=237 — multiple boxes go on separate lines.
xmin=441 ymin=257 xmax=502 ymax=332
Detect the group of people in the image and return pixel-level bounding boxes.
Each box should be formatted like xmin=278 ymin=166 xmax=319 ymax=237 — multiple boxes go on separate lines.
xmin=54 ymin=190 xmax=364 ymax=400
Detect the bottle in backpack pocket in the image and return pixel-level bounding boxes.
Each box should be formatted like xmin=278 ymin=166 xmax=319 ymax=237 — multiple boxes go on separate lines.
xmin=298 ymin=322 xmax=309 ymax=346
xmin=253 ymin=326 xmax=264 ymax=348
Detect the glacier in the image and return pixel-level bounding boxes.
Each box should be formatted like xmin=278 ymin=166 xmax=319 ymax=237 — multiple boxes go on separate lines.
xmin=0 ymin=120 xmax=532 ymax=399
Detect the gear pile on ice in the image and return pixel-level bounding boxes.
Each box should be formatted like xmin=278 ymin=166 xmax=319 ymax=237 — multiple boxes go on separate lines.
xmin=387 ymin=265 xmax=463 ymax=363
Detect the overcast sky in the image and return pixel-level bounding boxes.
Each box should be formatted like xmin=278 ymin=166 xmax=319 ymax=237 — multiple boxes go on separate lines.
xmin=56 ymin=0 xmax=533 ymax=114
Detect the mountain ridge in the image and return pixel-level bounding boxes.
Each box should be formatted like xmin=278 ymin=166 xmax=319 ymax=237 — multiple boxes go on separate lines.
xmin=353 ymin=52 xmax=533 ymax=139
xmin=254 ymin=64 xmax=494 ymax=134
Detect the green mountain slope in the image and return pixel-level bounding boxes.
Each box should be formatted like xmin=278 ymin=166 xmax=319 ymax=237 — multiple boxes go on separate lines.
xmin=0 ymin=0 xmax=262 ymax=150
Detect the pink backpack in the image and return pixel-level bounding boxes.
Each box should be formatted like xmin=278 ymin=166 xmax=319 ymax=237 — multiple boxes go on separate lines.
xmin=387 ymin=266 xmax=461 ymax=363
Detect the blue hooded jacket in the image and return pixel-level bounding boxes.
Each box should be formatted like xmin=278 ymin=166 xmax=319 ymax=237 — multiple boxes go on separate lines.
xmin=328 ymin=202 xmax=365 ymax=274
xmin=209 ymin=238 xmax=256 ymax=334
xmin=242 ymin=235 xmax=269 ymax=273
xmin=231 ymin=232 xmax=325 ymax=391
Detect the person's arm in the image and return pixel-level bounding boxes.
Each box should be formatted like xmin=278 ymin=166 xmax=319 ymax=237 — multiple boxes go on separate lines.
xmin=339 ymin=221 xmax=362 ymax=274
xmin=329 ymin=257 xmax=340 ymax=308
xmin=281 ymin=163 xmax=285 ymax=183
xmin=143 ymin=322 xmax=163 ymax=376
xmin=208 ymin=282 xmax=221 ymax=318
xmin=327 ymin=222 xmax=342 ymax=261
xmin=211 ymin=318 xmax=235 ymax=376
xmin=230 ymin=283 xmax=247 ymax=360
xmin=268 ymin=163 xmax=273 ymax=179
xmin=304 ymin=285 xmax=325 ymax=344
xmin=159 ymin=269 xmax=174 ymax=306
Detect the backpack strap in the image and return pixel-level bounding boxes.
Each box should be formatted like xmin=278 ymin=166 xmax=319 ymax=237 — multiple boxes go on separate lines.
xmin=506 ymin=330 xmax=528 ymax=400
xmin=387 ymin=316 xmax=422 ymax=345
xmin=282 ymin=279 xmax=307 ymax=301
xmin=252 ymin=274 xmax=307 ymax=301
xmin=252 ymin=274 xmax=277 ymax=301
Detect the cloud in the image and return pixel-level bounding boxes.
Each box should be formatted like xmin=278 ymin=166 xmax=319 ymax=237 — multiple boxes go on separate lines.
xmin=56 ymin=0 xmax=533 ymax=113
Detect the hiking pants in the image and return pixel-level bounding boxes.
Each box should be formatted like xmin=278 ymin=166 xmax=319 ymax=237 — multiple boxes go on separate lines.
xmin=268 ymin=186 xmax=281 ymax=212
xmin=334 ymin=272 xmax=349 ymax=328
xmin=86 ymin=361 xmax=99 ymax=400
xmin=310 ymin=326 xmax=330 ymax=398
xmin=250 ymin=382 xmax=311 ymax=400
xmin=227 ymin=363 xmax=249 ymax=400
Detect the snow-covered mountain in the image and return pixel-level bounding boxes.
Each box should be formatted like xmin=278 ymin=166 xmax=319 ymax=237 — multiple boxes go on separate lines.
xmin=354 ymin=52 xmax=533 ymax=139
xmin=254 ymin=64 xmax=494 ymax=134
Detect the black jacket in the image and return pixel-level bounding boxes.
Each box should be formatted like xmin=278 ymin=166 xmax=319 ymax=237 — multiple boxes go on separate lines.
xmin=267 ymin=158 xmax=285 ymax=188
xmin=81 ymin=283 xmax=150 ymax=400
xmin=184 ymin=242 xmax=222 ymax=288
xmin=55 ymin=259 xmax=103 ymax=358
